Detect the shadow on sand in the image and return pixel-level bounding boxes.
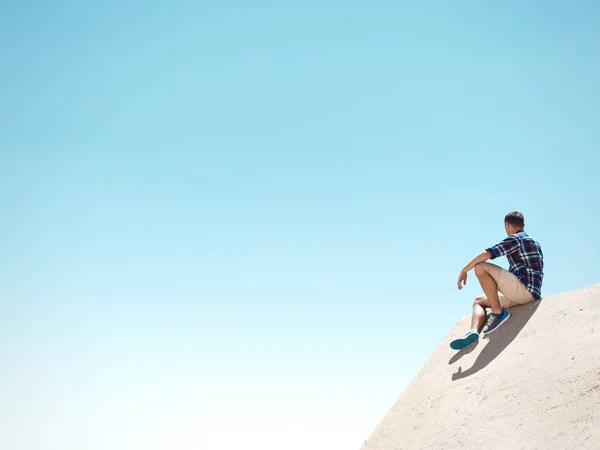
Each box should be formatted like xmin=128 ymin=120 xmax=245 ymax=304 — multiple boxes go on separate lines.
xmin=450 ymin=300 xmax=541 ymax=381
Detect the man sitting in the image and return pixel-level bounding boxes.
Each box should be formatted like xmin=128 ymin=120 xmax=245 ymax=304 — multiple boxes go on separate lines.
xmin=451 ymin=211 xmax=544 ymax=350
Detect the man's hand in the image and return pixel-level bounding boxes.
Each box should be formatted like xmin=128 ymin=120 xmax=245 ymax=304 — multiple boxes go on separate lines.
xmin=457 ymin=270 xmax=468 ymax=290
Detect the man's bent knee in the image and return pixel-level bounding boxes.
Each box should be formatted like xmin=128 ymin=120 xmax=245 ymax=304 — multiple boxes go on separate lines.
xmin=475 ymin=262 xmax=501 ymax=280
xmin=474 ymin=262 xmax=490 ymax=277
xmin=473 ymin=295 xmax=489 ymax=307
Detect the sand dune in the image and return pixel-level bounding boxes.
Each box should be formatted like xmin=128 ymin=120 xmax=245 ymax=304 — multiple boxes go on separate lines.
xmin=362 ymin=283 xmax=600 ymax=450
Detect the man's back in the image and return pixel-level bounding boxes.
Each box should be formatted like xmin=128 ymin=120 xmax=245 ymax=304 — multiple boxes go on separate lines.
xmin=486 ymin=230 xmax=544 ymax=299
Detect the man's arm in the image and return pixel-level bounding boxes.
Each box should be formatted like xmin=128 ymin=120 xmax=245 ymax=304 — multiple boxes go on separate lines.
xmin=462 ymin=250 xmax=492 ymax=273
xmin=457 ymin=250 xmax=491 ymax=290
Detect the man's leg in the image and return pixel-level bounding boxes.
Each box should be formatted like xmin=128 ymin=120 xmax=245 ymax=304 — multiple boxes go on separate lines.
xmin=450 ymin=295 xmax=490 ymax=350
xmin=470 ymin=293 xmax=510 ymax=331
xmin=474 ymin=263 xmax=516 ymax=334
xmin=474 ymin=263 xmax=504 ymax=314
xmin=470 ymin=295 xmax=491 ymax=333
xmin=450 ymin=292 xmax=511 ymax=349
xmin=450 ymin=263 xmax=512 ymax=349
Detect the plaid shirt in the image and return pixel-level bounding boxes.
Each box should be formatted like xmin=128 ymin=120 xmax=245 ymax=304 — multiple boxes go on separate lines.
xmin=486 ymin=230 xmax=544 ymax=299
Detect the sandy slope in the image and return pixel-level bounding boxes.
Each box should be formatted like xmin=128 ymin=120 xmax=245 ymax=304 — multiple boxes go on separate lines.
xmin=362 ymin=284 xmax=600 ymax=450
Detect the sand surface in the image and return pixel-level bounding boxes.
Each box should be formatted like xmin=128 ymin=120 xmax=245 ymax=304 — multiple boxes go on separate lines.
xmin=362 ymin=283 xmax=600 ymax=450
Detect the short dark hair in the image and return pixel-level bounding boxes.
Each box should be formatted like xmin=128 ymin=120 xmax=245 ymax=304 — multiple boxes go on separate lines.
xmin=505 ymin=211 xmax=525 ymax=229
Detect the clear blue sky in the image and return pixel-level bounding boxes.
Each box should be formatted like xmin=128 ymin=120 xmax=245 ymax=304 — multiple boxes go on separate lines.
xmin=1 ymin=1 xmax=598 ymax=449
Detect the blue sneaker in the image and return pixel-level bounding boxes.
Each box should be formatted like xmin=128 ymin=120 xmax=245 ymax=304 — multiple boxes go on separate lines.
xmin=482 ymin=308 xmax=511 ymax=334
xmin=450 ymin=331 xmax=479 ymax=350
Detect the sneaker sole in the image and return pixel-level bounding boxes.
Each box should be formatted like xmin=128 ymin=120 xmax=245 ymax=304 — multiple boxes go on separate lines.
xmin=450 ymin=332 xmax=479 ymax=350
xmin=483 ymin=311 xmax=511 ymax=335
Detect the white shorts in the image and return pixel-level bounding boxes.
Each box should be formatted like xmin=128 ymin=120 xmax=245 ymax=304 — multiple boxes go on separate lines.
xmin=495 ymin=267 xmax=535 ymax=309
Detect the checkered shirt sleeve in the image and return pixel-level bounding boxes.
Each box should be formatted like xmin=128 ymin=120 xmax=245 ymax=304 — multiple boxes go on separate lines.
xmin=486 ymin=236 xmax=520 ymax=259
